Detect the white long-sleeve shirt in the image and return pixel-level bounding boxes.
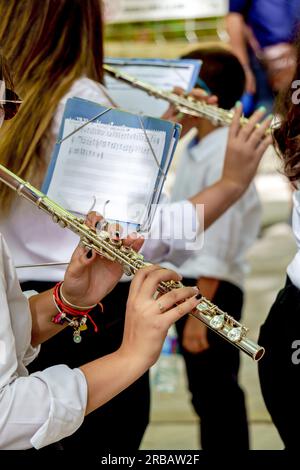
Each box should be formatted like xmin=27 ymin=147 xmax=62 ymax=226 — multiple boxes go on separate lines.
xmin=287 ymin=190 xmax=300 ymax=289
xmin=0 ymin=78 xmax=198 ymax=281
xmin=162 ymin=128 xmax=261 ymax=288
xmin=0 ymin=234 xmax=87 ymax=449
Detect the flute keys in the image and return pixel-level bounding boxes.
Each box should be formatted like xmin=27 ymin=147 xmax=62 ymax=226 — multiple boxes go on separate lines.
xmin=98 ymin=230 xmax=110 ymax=240
xmin=123 ymin=264 xmax=133 ymax=276
xmin=227 ymin=327 xmax=243 ymax=343
xmin=197 ymin=302 xmax=209 ymax=312
xmin=210 ymin=314 xmax=225 ymax=330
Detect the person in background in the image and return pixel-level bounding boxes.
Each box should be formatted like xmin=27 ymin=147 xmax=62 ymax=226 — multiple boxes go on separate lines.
xmin=226 ymin=0 xmax=300 ymax=115
xmin=258 ymin=36 xmax=300 ymax=450
xmin=163 ymin=46 xmax=263 ymax=450
xmin=0 ymin=0 xmax=272 ymax=452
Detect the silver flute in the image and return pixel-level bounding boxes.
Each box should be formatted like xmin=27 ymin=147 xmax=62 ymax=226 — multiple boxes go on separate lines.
xmin=0 ymin=164 xmax=265 ymax=361
xmin=104 ymin=64 xmax=271 ymax=133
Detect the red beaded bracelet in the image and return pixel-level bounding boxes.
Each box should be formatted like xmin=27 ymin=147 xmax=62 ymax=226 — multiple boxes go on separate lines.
xmin=52 ymin=281 xmax=103 ymax=343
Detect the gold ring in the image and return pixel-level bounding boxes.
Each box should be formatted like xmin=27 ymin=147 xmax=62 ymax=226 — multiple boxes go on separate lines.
xmin=158 ymin=302 xmax=164 ymax=313
xmin=176 ymin=305 xmax=183 ymax=317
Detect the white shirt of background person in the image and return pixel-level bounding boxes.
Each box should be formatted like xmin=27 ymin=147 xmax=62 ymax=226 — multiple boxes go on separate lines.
xmin=162 ymin=127 xmax=261 ymax=289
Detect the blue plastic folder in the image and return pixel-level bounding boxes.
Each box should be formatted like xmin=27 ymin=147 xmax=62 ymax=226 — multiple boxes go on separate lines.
xmin=43 ymin=97 xmax=181 ymax=232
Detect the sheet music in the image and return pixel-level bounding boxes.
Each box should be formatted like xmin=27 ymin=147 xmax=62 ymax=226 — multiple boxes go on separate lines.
xmin=104 ymin=59 xmax=201 ymax=117
xmin=46 ymin=118 xmax=166 ymax=225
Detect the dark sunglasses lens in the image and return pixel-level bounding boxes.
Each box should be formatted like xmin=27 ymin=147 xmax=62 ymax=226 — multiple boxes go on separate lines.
xmin=4 ymin=89 xmax=21 ymax=120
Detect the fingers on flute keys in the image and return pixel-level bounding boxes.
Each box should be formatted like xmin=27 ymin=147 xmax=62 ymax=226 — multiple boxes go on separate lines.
xmin=230 ymin=103 xmax=273 ymax=150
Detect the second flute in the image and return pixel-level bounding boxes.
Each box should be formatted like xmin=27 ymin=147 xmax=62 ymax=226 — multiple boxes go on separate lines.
xmin=104 ymin=63 xmax=272 ymax=135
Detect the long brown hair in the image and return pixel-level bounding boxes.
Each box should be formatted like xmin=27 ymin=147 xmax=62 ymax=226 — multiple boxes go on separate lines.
xmin=274 ymin=35 xmax=300 ymax=183
xmin=0 ymin=0 xmax=104 ymax=211
xmin=0 ymin=55 xmax=14 ymax=92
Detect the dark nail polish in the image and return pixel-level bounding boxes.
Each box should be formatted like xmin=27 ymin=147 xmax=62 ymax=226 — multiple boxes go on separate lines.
xmin=86 ymin=250 xmax=93 ymax=259
xmin=195 ymin=294 xmax=202 ymax=300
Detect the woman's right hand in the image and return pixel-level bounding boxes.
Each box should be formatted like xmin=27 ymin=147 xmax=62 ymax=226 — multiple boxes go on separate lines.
xmin=81 ymin=266 xmax=201 ymax=415
xmin=222 ymin=103 xmax=273 ymax=198
xmin=120 ymin=265 xmax=201 ymax=370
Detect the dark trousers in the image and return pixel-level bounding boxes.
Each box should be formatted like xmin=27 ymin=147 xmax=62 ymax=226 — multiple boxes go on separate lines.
xmin=258 ymin=276 xmax=300 ymax=450
xmin=23 ymin=280 xmax=150 ymax=452
xmin=176 ymin=278 xmax=249 ymax=450
xmin=249 ymin=50 xmax=275 ymax=115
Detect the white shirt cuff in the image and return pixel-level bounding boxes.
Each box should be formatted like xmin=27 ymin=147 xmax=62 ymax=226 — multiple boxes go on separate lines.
xmin=30 ymin=366 xmax=87 ymax=449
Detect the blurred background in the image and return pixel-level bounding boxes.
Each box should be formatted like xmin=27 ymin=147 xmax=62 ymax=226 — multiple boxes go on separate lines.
xmin=103 ymin=0 xmax=295 ymax=449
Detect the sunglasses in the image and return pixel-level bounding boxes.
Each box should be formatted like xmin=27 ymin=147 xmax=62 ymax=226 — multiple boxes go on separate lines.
xmin=0 ymin=88 xmax=22 ymax=120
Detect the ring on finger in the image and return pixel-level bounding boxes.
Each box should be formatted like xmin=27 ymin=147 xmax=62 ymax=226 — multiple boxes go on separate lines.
xmin=176 ymin=305 xmax=183 ymax=316
xmin=158 ymin=302 xmax=165 ymax=313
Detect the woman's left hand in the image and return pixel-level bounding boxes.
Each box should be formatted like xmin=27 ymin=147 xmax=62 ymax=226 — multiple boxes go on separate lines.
xmin=62 ymin=212 xmax=144 ymax=308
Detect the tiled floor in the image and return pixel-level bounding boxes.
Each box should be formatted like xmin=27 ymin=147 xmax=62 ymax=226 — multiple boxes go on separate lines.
xmin=141 ymin=422 xmax=283 ymax=450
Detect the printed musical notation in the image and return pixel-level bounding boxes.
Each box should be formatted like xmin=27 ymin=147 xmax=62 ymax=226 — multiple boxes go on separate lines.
xmin=46 ymin=118 xmax=166 ymax=224
xmin=43 ymin=98 xmax=181 ymax=230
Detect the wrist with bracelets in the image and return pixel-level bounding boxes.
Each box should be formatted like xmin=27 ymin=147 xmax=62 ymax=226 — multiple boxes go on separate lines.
xmin=52 ymin=281 xmax=103 ymax=343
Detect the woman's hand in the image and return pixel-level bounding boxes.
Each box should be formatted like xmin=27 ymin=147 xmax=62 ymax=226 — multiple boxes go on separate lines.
xmin=80 ymin=266 xmax=202 ymax=415
xmin=62 ymin=212 xmax=144 ymax=308
xmin=162 ymin=87 xmax=218 ymax=138
xmin=222 ymin=103 xmax=273 ymax=198
xmin=120 ymin=265 xmax=202 ymax=369
xmin=189 ymin=104 xmax=272 ymax=229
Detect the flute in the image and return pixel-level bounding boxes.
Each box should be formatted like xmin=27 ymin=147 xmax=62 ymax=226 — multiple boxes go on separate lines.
xmin=104 ymin=64 xmax=271 ymax=133
xmin=0 ymin=164 xmax=265 ymax=361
